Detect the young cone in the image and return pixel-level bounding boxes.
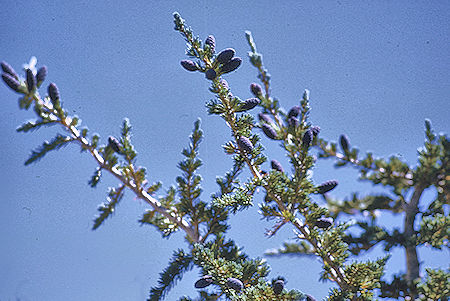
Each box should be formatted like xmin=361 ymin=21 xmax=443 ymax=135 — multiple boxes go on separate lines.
xmin=108 ymin=136 xmax=121 ymax=153
xmin=317 ymin=180 xmax=338 ymax=194
xmin=250 ymin=83 xmax=262 ymax=97
xmin=258 ymin=113 xmax=272 ymax=123
xmin=26 ymin=69 xmax=36 ymax=92
xmin=271 ymin=159 xmax=284 ymax=173
xmin=36 ymin=66 xmax=47 ymax=86
xmin=237 ymin=136 xmax=253 ymax=153
xmin=221 ymin=57 xmax=242 ymax=73
xmin=226 ymin=278 xmax=243 ymax=291
xmin=273 ymin=279 xmax=284 ymax=295
xmin=216 ymin=48 xmax=235 ymax=64
xmin=205 ymin=35 xmax=215 ymax=53
xmin=302 ymin=129 xmax=313 ymax=147
xmin=2 ymin=73 xmax=21 ymax=92
xmin=240 ymin=98 xmax=260 ymax=111
xmin=205 ymin=69 xmax=217 ymax=80
xmin=194 ymin=275 xmax=213 ymax=289
xmin=48 ymin=83 xmax=60 ymax=103
xmin=315 ymin=217 xmax=333 ymax=229
xmin=262 ymin=123 xmax=277 ymax=140
xmin=1 ymin=61 xmax=19 ymax=80
xmin=340 ymin=134 xmax=350 ymax=153
xmin=180 ymin=60 xmax=198 ymax=72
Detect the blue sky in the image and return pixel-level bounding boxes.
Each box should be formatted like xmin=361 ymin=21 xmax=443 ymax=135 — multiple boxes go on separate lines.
xmin=0 ymin=1 xmax=449 ymax=300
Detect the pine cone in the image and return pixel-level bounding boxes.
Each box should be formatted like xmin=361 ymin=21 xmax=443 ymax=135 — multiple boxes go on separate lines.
xmin=273 ymin=279 xmax=284 ymax=295
xmin=302 ymin=129 xmax=313 ymax=147
xmin=258 ymin=113 xmax=272 ymax=123
xmin=237 ymin=136 xmax=253 ymax=153
xmin=310 ymin=126 xmax=321 ymax=137
xmin=108 ymin=136 xmax=122 ymax=153
xmin=288 ymin=106 xmax=301 ymax=118
xmin=194 ymin=275 xmax=213 ymax=289
xmin=271 ymin=159 xmax=284 ymax=172
xmin=48 ymin=83 xmax=60 ymax=103
xmin=226 ymin=277 xmax=243 ymax=291
xmin=205 ymin=69 xmax=217 ymax=80
xmin=250 ymin=83 xmax=262 ymax=97
xmin=26 ymin=68 xmax=36 ymax=92
xmin=205 ymin=35 xmax=215 ymax=53
xmin=288 ymin=116 xmax=299 ymax=128
xmin=216 ymin=48 xmax=235 ymax=64
xmin=1 ymin=61 xmax=18 ymax=79
xmin=36 ymin=66 xmax=47 ymax=86
xmin=340 ymin=134 xmax=350 ymax=153
xmin=180 ymin=60 xmax=198 ymax=71
xmin=262 ymin=123 xmax=277 ymax=140
xmin=317 ymin=180 xmax=338 ymax=194
xmin=221 ymin=57 xmax=242 ymax=73
xmin=241 ymin=98 xmax=260 ymax=110
xmin=219 ymin=79 xmax=229 ymax=90
xmin=306 ymin=294 xmax=317 ymax=301
xmin=2 ymin=73 xmax=21 ymax=92
xmin=315 ymin=217 xmax=333 ymax=229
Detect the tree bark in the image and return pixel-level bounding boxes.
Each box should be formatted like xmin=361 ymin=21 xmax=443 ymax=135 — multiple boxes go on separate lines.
xmin=404 ymin=186 xmax=424 ymax=298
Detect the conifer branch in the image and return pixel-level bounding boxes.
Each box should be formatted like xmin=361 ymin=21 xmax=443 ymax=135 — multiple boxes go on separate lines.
xmin=1 ymin=67 xmax=199 ymax=242
xmin=16 ymin=119 xmax=57 ymax=132
xmin=92 ymin=184 xmax=125 ymax=230
xmin=148 ymin=249 xmax=194 ymax=301
xmin=25 ymin=134 xmax=74 ymax=165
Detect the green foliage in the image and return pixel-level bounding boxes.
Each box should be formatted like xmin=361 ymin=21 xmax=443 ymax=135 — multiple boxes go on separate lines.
xmin=418 ymin=213 xmax=449 ymax=249
xmin=16 ymin=119 xmax=56 ymax=132
xmin=1 ymin=11 xmax=448 ymax=301
xmin=92 ymin=185 xmax=125 ymax=230
xmin=25 ymin=134 xmax=74 ymax=165
xmin=148 ymin=249 xmax=194 ymax=301
xmin=416 ymin=268 xmax=450 ymax=300
xmin=316 ymin=115 xmax=449 ymax=298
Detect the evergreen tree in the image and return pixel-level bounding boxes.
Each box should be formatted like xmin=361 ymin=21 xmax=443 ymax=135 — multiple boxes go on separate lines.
xmin=1 ymin=13 xmax=448 ymax=300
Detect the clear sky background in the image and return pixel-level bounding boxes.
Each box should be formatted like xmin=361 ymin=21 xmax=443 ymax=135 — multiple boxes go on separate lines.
xmin=0 ymin=1 xmax=449 ymax=300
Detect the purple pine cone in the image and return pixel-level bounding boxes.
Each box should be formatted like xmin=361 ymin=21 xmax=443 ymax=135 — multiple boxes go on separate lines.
xmin=288 ymin=106 xmax=301 ymax=118
xmin=306 ymin=294 xmax=317 ymax=301
xmin=205 ymin=69 xmax=217 ymax=80
xmin=180 ymin=60 xmax=198 ymax=72
xmin=237 ymin=136 xmax=253 ymax=153
xmin=288 ymin=116 xmax=299 ymax=128
xmin=226 ymin=277 xmax=243 ymax=291
xmin=48 ymin=83 xmax=60 ymax=103
xmin=302 ymin=129 xmax=313 ymax=147
xmin=216 ymin=48 xmax=235 ymax=64
xmin=2 ymin=73 xmax=21 ymax=92
xmin=317 ymin=180 xmax=338 ymax=194
xmin=315 ymin=217 xmax=333 ymax=229
xmin=221 ymin=57 xmax=242 ymax=73
xmin=219 ymin=79 xmax=229 ymax=90
xmin=241 ymin=98 xmax=260 ymax=110
xmin=194 ymin=275 xmax=213 ymax=289
xmin=271 ymin=159 xmax=284 ymax=173
xmin=1 ymin=61 xmax=19 ymax=79
xmin=205 ymin=35 xmax=215 ymax=53
xmin=26 ymin=69 xmax=36 ymax=92
xmin=262 ymin=123 xmax=278 ymax=140
xmin=310 ymin=126 xmax=321 ymax=137
xmin=340 ymin=134 xmax=350 ymax=152
xmin=273 ymin=279 xmax=284 ymax=295
xmin=36 ymin=66 xmax=47 ymax=86
xmin=258 ymin=113 xmax=272 ymax=123
xmin=108 ymin=136 xmax=121 ymax=153
xmin=250 ymin=83 xmax=262 ymax=97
